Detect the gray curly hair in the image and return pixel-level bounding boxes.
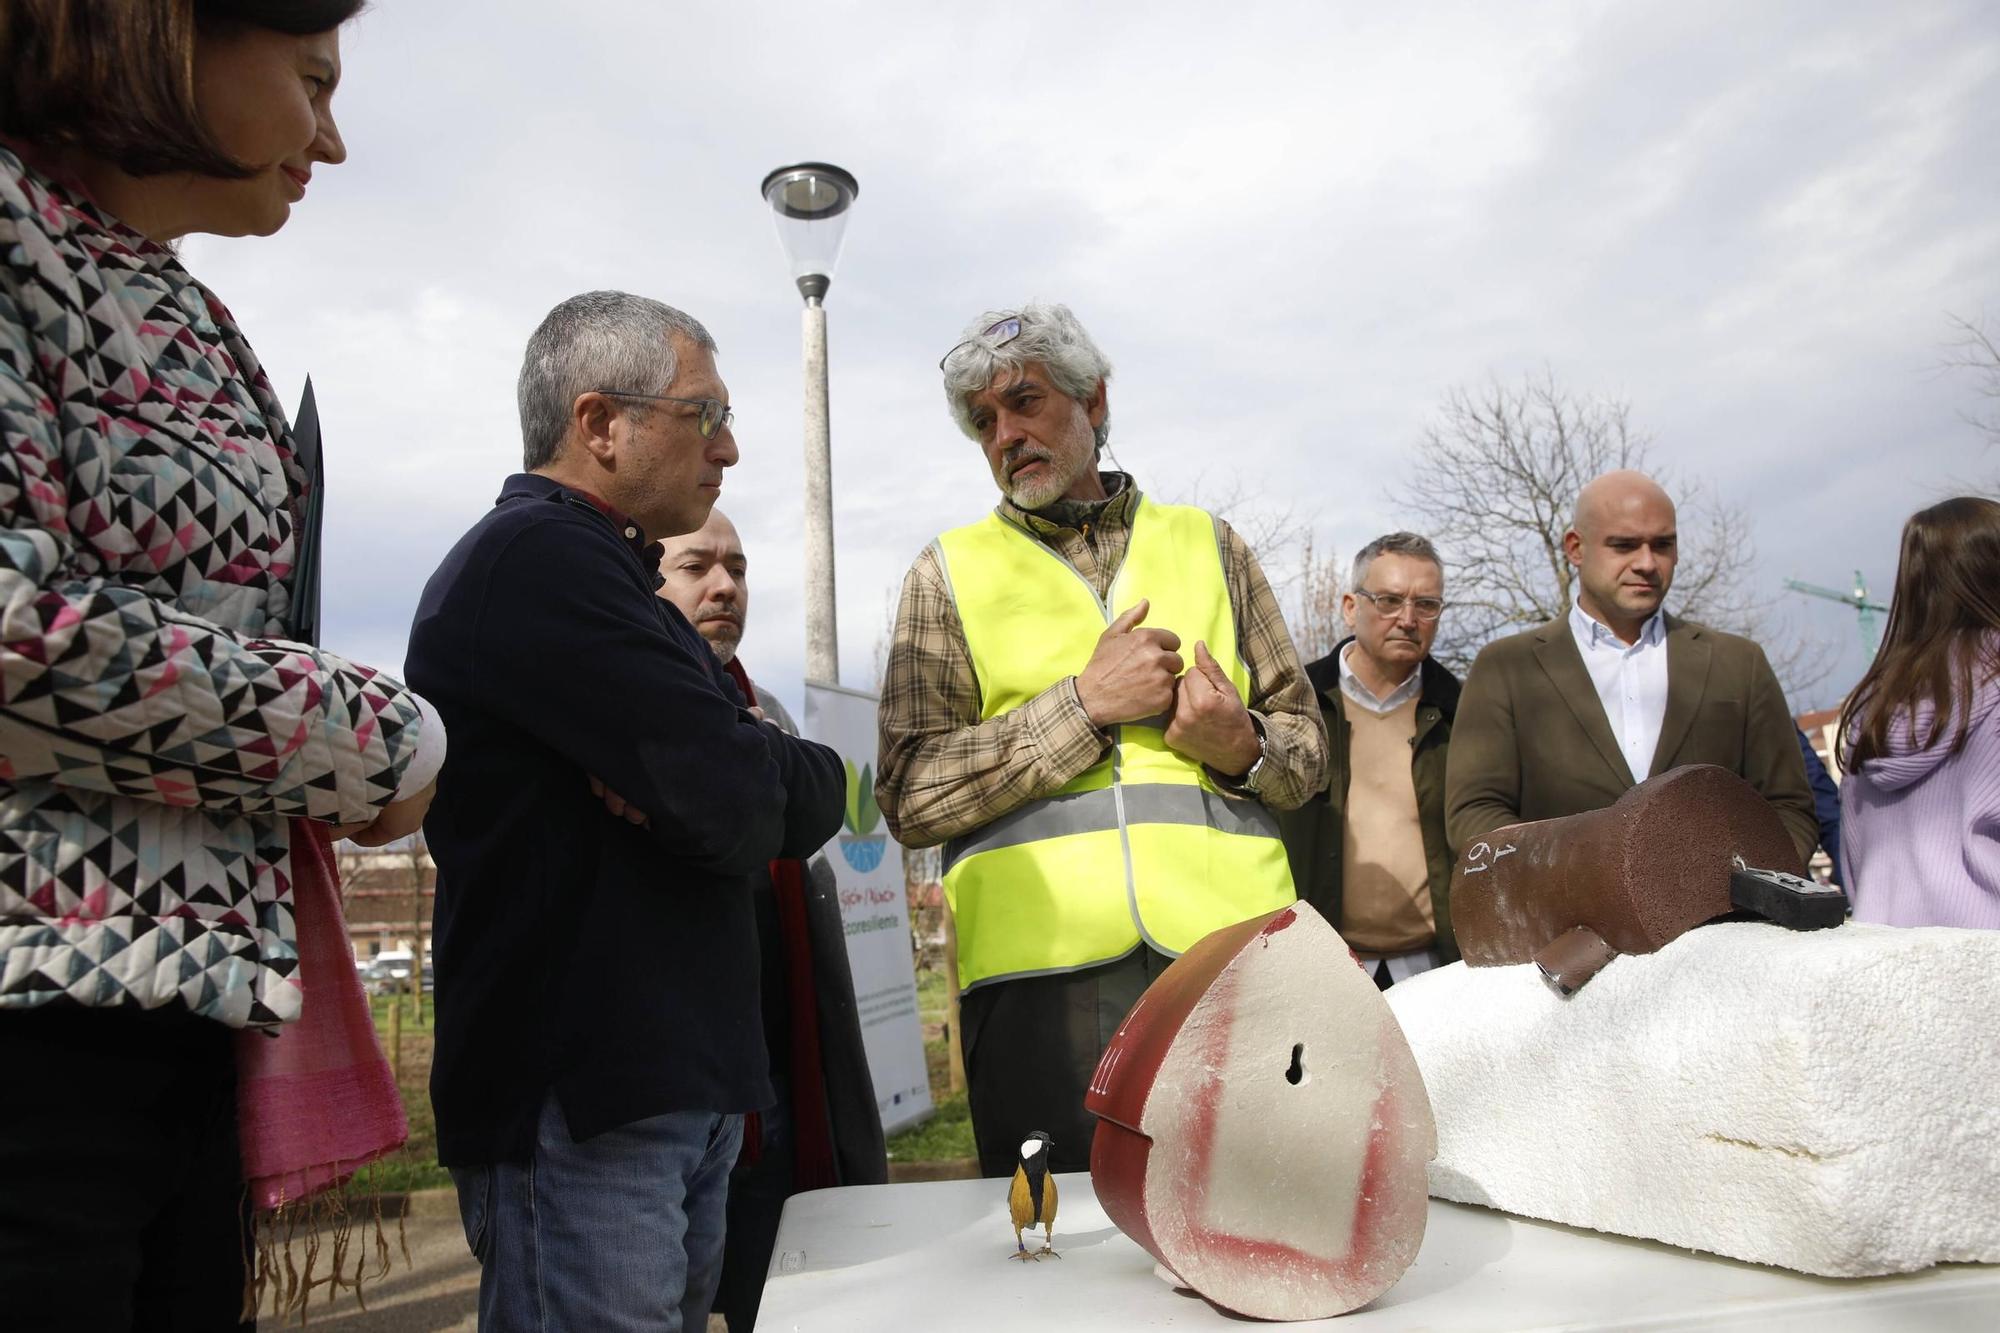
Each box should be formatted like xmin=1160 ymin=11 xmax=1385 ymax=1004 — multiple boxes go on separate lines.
xmin=941 ymin=302 xmax=1114 ymax=452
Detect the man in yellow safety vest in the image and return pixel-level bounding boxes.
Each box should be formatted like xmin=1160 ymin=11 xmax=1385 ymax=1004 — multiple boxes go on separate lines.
xmin=875 ymin=303 xmax=1329 ymax=1176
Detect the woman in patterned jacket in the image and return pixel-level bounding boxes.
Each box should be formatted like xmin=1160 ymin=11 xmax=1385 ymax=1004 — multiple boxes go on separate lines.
xmin=0 ymin=3 xmax=443 ymax=1325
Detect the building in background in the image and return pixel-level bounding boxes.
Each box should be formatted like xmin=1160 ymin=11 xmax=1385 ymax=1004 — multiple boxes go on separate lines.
xmin=336 ymin=839 xmax=435 ymax=962
xmin=1797 ymin=706 xmax=1844 ymax=782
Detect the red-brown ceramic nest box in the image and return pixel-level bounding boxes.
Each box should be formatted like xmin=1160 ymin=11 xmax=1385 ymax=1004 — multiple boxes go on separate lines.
xmin=1453 ymin=763 xmax=1841 ymax=995
xmin=1085 ymin=903 xmax=1435 ymax=1321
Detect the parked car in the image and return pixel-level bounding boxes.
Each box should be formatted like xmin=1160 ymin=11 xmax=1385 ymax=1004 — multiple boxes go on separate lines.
xmin=360 ymin=951 xmax=434 ymax=996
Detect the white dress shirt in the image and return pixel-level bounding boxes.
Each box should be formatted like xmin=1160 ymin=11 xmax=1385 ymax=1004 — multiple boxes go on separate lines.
xmin=1338 ymin=642 xmax=1423 ymax=716
xmin=1568 ymin=602 xmax=1670 ymax=782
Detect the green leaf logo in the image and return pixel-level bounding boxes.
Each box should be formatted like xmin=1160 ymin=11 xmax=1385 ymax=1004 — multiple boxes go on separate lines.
xmin=844 ymin=758 xmax=881 ymax=835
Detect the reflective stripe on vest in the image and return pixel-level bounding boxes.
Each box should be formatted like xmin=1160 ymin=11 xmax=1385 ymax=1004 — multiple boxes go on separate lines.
xmin=934 ymin=496 xmax=1295 ymax=991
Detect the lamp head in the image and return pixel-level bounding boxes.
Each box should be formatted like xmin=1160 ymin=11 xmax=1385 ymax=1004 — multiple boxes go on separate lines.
xmin=760 ymin=162 xmax=860 ymax=304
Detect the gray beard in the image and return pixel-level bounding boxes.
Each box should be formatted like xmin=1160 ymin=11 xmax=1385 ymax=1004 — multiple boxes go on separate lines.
xmin=1003 ymin=449 xmax=1110 ymax=514
xmin=1006 ymin=474 xmax=1070 ymax=511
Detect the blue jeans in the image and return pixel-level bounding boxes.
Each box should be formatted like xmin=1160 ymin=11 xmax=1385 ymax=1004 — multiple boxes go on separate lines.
xmin=452 ymin=1093 xmax=744 ymax=1332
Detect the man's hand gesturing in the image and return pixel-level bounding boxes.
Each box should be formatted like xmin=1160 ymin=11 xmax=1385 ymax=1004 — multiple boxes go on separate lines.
xmin=1076 ymin=599 xmax=1183 ymax=728
xmin=1163 ymin=641 xmax=1260 ymax=777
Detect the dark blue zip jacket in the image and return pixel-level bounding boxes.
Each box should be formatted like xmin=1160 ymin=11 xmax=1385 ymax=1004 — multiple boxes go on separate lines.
xmin=408 ymin=474 xmax=845 ymax=1165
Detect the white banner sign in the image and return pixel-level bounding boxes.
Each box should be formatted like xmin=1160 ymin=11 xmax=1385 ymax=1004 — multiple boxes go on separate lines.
xmin=804 ymin=681 xmax=934 ymax=1136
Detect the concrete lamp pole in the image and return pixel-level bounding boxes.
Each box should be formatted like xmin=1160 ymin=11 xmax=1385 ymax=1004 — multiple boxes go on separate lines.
xmin=761 ymin=162 xmax=860 ymax=686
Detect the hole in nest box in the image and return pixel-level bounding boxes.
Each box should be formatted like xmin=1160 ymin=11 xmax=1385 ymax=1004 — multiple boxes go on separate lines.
xmin=1285 ymin=1042 xmax=1305 ymax=1085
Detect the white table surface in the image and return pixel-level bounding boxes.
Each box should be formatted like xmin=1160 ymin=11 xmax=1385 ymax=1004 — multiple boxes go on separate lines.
xmin=754 ymin=1173 xmax=2000 ymax=1331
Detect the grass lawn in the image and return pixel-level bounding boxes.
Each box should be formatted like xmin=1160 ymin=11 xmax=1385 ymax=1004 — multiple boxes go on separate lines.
xmin=365 ymin=965 xmax=977 ymax=1193
xmin=368 ymin=992 xmax=452 ymax=1193
xmin=885 ymin=1091 xmax=973 ymax=1163
xmin=885 ymin=967 xmax=977 ymax=1166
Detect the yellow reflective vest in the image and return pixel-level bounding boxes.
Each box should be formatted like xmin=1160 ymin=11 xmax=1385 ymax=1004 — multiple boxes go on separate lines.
xmin=934 ymin=497 xmax=1296 ymax=990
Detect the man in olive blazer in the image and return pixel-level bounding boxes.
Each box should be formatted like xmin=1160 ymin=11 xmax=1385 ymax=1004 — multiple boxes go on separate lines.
xmin=1444 ymin=471 xmax=1817 ymax=866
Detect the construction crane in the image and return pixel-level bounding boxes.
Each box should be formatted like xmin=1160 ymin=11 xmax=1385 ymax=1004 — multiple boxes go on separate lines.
xmin=1785 ymin=570 xmax=1889 ymax=655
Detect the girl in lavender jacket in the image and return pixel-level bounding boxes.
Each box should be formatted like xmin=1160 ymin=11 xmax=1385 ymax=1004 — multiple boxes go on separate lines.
xmin=1837 ymin=496 xmax=2000 ymax=928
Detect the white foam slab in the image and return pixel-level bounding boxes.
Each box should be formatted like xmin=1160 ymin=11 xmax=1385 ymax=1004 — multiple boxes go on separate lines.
xmin=1385 ymin=920 xmax=2000 ymax=1276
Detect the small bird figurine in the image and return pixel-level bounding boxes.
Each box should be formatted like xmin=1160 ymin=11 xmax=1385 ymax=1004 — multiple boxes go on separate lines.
xmin=1008 ymin=1131 xmax=1060 ymax=1260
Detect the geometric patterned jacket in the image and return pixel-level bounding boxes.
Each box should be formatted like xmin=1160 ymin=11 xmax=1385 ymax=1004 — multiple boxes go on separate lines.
xmin=0 ymin=148 xmax=428 ymax=1029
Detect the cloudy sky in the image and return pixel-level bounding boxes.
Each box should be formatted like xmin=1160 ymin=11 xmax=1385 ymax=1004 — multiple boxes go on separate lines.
xmin=184 ymin=0 xmax=1998 ymax=715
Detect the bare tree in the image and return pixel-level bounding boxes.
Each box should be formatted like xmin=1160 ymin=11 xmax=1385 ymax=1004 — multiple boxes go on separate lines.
xmin=1287 ymin=531 xmax=1348 ymax=664
xmin=1393 ymin=369 xmax=1828 ymax=700
xmin=407 ymin=831 xmax=431 ymax=1024
xmin=1943 ymin=311 xmax=2000 ymax=448
xmin=1179 ymin=473 xmax=1355 ymax=668
xmin=1179 ymin=470 xmax=1306 ymax=596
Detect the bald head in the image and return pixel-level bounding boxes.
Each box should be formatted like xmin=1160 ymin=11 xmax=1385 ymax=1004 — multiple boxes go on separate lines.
xmin=1565 ymin=470 xmax=1678 ymax=642
xmin=676 ymin=506 xmax=742 ymax=554
xmin=1571 ymin=470 xmax=1676 ymax=541
xmin=657 ymin=507 xmax=748 ymax=662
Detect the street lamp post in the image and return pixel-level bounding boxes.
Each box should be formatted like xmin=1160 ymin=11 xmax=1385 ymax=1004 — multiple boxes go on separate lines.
xmin=761 ymin=162 xmax=859 ymax=686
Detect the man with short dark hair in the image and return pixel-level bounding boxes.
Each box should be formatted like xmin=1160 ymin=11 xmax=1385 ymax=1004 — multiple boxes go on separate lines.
xmin=1445 ymin=469 xmax=1816 ymax=862
xmin=876 ymin=302 xmax=1327 ymax=1178
xmin=409 ymin=291 xmax=845 ymax=1331
xmin=1282 ymin=533 xmax=1461 ymax=987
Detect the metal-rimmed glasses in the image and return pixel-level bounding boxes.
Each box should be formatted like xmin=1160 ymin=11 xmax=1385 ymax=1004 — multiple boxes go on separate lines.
xmin=1354 ymin=589 xmax=1447 ymax=621
xmin=938 ymin=316 xmax=1024 ymax=373
xmin=596 ymin=391 xmax=734 ymax=440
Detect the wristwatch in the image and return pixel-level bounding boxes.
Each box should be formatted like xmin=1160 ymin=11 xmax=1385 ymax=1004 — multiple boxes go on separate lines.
xmin=1236 ymin=727 xmax=1269 ymax=795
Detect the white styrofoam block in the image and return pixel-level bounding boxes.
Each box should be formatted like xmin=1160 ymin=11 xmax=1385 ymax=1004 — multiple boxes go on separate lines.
xmin=1385 ymin=920 xmax=2000 ymax=1276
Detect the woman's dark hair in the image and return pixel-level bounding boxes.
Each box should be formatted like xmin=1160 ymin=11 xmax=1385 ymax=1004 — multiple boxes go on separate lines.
xmin=1838 ymin=496 xmax=2000 ymax=768
xmin=0 ymin=0 xmax=363 ymax=179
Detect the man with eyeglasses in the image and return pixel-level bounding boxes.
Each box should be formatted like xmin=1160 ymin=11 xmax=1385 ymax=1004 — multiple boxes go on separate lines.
xmin=876 ymin=302 xmax=1328 ymax=1178
xmin=408 ymin=291 xmax=845 ymax=1330
xmin=1280 ymin=533 xmax=1461 ymax=990
xmin=1444 ymin=469 xmax=1817 ymax=865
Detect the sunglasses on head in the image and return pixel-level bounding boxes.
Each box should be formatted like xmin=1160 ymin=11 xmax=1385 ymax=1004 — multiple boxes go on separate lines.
xmin=938 ymin=317 xmax=1023 ymax=373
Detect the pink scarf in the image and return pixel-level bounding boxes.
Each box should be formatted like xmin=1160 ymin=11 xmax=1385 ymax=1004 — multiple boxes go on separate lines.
xmin=235 ymin=820 xmax=408 ymax=1209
